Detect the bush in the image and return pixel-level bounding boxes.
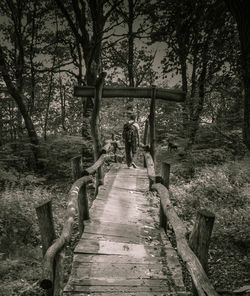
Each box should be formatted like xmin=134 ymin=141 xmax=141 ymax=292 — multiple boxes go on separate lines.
xmin=0 ymin=185 xmax=51 ymax=254
xmin=170 ymin=160 xmax=250 ymax=243
xmin=189 ymin=148 xmax=233 ymax=166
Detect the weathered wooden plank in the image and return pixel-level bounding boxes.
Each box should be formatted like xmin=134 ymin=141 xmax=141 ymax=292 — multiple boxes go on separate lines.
xmin=64 ymin=292 xmax=189 ymax=296
xmin=74 ymin=86 xmax=185 ymax=102
xmin=64 ymin=288 xmax=188 ymax=296
xmin=90 ymin=200 xmax=147 ymax=211
xmin=64 ymin=278 xmax=171 ymax=289
xmin=72 ymin=253 xmax=162 ymax=264
xmin=83 ymin=220 xmax=140 ymax=237
xmin=71 ymin=262 xmax=168 ymax=280
xmin=82 ymin=221 xmax=157 ymax=241
xmin=80 ymin=226 xmax=159 ymax=245
xmin=75 ymin=241 xmax=164 ymax=261
xmin=80 ymin=232 xmax=141 ymax=244
xmin=73 ymin=255 xmax=162 ymax=265
xmin=91 ymin=192 xmax=148 ymax=205
xmin=75 ymin=240 xmax=148 ymax=257
xmin=64 ymin=285 xmax=174 ymax=293
xmin=88 ymin=213 xmax=155 ymax=226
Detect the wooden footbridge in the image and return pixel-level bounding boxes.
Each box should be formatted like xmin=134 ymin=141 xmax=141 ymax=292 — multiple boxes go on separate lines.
xmin=38 ymin=150 xmax=219 ymax=296
xmin=63 ymin=164 xmax=186 ymax=295
xmin=37 ymin=82 xmax=219 ymax=296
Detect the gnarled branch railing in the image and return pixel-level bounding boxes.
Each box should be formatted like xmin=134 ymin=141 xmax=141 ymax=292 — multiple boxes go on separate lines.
xmin=39 ymin=141 xmax=114 ymax=295
xmin=144 ymin=152 xmax=219 ymax=296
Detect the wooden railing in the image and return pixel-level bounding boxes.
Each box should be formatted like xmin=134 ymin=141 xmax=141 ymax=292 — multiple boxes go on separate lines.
xmin=143 ymin=152 xmax=219 ymax=296
xmin=36 ymin=141 xmax=115 ymax=296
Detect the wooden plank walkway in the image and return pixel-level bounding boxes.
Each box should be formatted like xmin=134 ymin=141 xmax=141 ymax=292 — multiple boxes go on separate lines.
xmin=63 ymin=164 xmax=188 ymax=296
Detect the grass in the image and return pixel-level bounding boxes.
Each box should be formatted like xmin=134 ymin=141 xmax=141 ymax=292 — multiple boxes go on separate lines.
xmin=0 ymin=176 xmax=74 ymax=296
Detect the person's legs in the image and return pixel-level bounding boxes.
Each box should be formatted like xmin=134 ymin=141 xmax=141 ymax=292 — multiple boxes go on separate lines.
xmin=131 ymin=141 xmax=137 ymax=168
xmin=125 ymin=142 xmax=132 ymax=167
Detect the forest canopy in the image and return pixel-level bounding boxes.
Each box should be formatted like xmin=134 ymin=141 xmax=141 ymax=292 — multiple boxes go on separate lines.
xmin=0 ymin=0 xmax=249 ymax=163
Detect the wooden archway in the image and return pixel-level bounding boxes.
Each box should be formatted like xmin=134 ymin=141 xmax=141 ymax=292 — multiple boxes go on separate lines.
xmin=74 ymin=85 xmax=185 ymax=102
xmin=74 ymin=83 xmax=185 ymax=163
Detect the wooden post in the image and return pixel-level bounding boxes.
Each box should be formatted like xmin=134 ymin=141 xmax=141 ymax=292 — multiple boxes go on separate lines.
xmin=112 ymin=134 xmax=118 ymax=163
xmin=159 ymin=201 xmax=167 ymax=231
xmin=161 ymin=162 xmax=170 ymax=189
xmin=71 ymin=155 xmax=81 ymax=181
xmin=78 ymin=183 xmax=89 ymax=236
xmin=53 ymin=250 xmax=65 ymax=296
xmin=143 ymin=118 xmax=149 ymax=146
xmin=91 ymin=72 xmax=106 ymax=197
xmin=160 ymin=163 xmax=170 ymax=231
xmin=189 ymin=209 xmax=215 ymax=295
xmin=149 ymin=86 xmax=156 ymax=164
xmin=143 ymin=119 xmax=149 ymax=168
xmin=36 ymin=200 xmax=56 ymax=256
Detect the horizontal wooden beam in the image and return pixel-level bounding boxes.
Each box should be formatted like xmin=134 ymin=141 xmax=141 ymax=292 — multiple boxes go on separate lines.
xmin=74 ymin=86 xmax=185 ymax=102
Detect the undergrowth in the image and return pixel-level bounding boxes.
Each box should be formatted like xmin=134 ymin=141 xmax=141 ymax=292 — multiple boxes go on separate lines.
xmin=0 ymin=135 xmax=84 ymax=296
xmin=170 ymin=158 xmax=250 ymax=242
xmin=166 ymin=151 xmax=250 ymax=290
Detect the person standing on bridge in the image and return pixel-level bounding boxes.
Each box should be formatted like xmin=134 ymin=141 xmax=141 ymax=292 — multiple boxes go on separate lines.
xmin=122 ymin=113 xmax=140 ymax=168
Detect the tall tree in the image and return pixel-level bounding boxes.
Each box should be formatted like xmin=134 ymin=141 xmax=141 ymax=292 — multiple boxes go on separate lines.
xmin=224 ymin=0 xmax=250 ymax=150
xmin=0 ymin=0 xmax=42 ymax=166
xmin=55 ymin=0 xmax=121 ymax=135
xmin=148 ymin=0 xmax=234 ymax=145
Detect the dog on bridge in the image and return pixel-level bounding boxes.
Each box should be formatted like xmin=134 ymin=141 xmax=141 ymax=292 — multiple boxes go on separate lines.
xmin=167 ymin=139 xmax=178 ymax=152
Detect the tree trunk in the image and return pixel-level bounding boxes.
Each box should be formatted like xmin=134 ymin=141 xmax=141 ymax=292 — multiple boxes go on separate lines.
xmin=225 ymin=0 xmax=250 ymax=150
xmin=189 ymin=52 xmax=208 ymax=145
xmin=180 ymin=55 xmax=189 ymax=137
xmin=128 ymin=0 xmax=135 ymax=88
xmin=59 ymin=78 xmax=66 ymax=132
xmin=91 ymin=72 xmax=106 ymax=196
xmin=28 ymin=2 xmax=37 ymax=116
xmin=0 ymin=100 xmax=2 ymax=146
xmin=0 ymin=46 xmax=41 ymax=166
xmin=44 ymin=70 xmax=54 ymax=141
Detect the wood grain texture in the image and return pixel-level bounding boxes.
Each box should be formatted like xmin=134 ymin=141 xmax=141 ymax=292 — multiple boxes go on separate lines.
xmin=63 ymin=164 xmax=187 ymax=295
xmin=74 ymin=86 xmax=185 ymax=102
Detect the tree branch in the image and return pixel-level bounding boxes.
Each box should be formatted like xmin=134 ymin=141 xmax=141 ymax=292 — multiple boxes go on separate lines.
xmin=54 ymin=0 xmax=85 ymax=48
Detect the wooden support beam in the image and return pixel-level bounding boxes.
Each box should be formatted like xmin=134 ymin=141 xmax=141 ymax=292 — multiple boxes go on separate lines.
xmin=35 ymin=200 xmax=56 ymax=256
xmin=74 ymin=86 xmax=185 ymax=102
xmin=149 ymin=86 xmax=156 ymax=164
xmin=161 ymin=162 xmax=170 ymax=189
xmin=53 ymin=250 xmax=65 ymax=296
xmin=111 ymin=134 xmax=118 ymax=163
xmin=143 ymin=119 xmax=149 ymax=168
xmin=189 ymin=209 xmax=215 ymax=296
xmin=160 ymin=162 xmax=170 ymax=230
xmin=144 ymin=152 xmax=156 ymax=190
xmin=71 ymin=155 xmax=82 ymax=181
xmin=78 ymin=183 xmax=89 ymax=236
